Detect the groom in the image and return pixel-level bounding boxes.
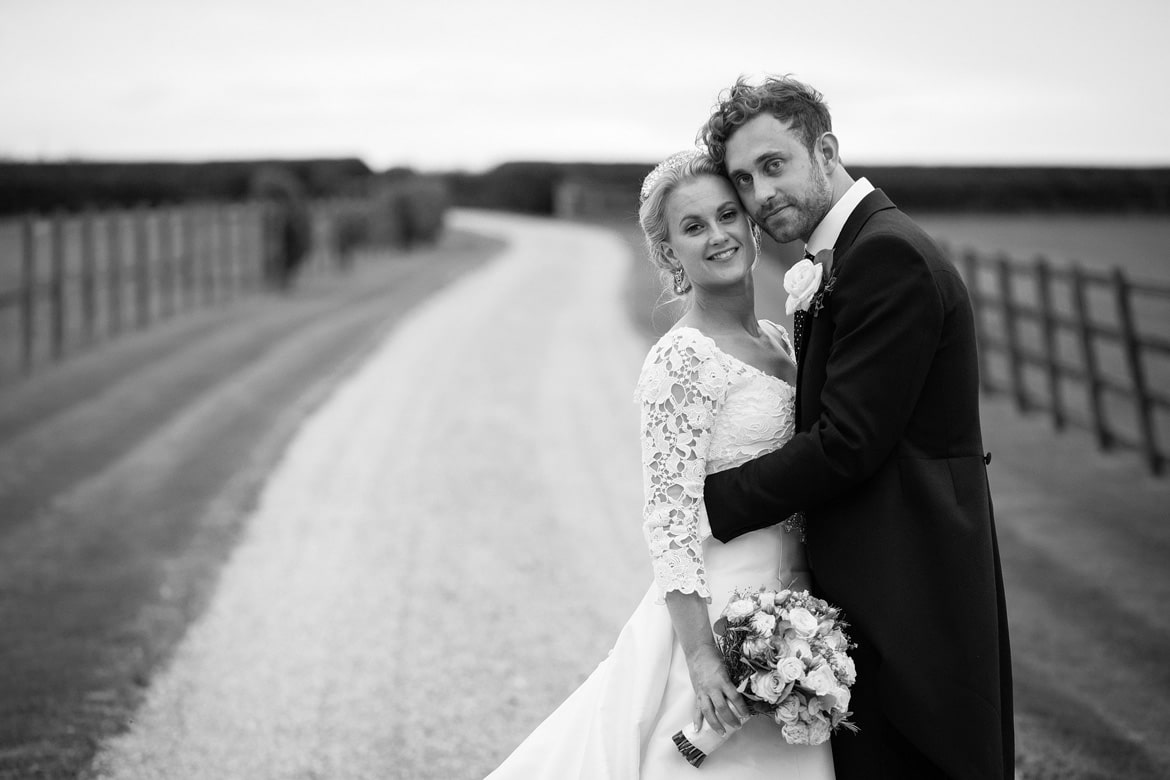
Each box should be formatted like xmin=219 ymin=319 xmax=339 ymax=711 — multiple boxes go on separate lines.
xmin=700 ymin=76 xmax=1014 ymax=779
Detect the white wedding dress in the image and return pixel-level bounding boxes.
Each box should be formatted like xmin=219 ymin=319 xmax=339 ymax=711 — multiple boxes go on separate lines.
xmin=487 ymin=321 xmax=835 ymax=779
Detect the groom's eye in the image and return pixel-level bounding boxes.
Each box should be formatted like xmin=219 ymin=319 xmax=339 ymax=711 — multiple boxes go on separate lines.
xmin=765 ymin=158 xmax=783 ymax=174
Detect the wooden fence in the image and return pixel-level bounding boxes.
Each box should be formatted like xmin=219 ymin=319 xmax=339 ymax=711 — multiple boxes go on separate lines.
xmin=953 ymin=247 xmax=1170 ymax=475
xmin=0 ymin=198 xmax=366 ymax=385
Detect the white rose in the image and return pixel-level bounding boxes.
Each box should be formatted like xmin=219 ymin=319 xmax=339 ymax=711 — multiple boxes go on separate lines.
xmin=802 ymin=664 xmax=839 ymax=697
xmin=749 ymin=670 xmax=787 ymax=704
xmin=832 ymin=653 xmax=857 ymax=686
xmin=783 ymin=258 xmax=824 ymax=315
xmin=786 ymin=637 xmax=813 ymax=661
xmin=781 ymin=721 xmax=811 ymax=745
xmin=823 ymin=628 xmax=846 ymax=652
xmin=741 ymin=636 xmax=770 ymax=658
xmin=774 ymin=695 xmax=802 ymax=724
xmin=725 ymin=598 xmax=756 ymax=622
xmin=776 ymin=656 xmax=805 ymax=684
xmin=809 ymin=716 xmax=832 ymax=745
xmin=750 ymin=612 xmax=777 ymax=636
xmin=787 ymin=607 xmax=820 ymax=639
xmin=823 ymin=684 xmax=851 ymax=713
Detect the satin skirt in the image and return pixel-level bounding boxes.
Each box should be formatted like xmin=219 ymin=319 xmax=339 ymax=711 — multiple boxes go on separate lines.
xmin=486 ymin=525 xmax=835 ymax=779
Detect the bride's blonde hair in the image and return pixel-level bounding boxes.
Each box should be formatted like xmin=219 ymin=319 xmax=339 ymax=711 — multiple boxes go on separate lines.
xmin=637 ymin=151 xmax=722 ymax=300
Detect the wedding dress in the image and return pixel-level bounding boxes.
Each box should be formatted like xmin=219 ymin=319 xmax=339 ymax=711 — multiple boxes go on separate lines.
xmin=487 ymin=321 xmax=835 ymax=779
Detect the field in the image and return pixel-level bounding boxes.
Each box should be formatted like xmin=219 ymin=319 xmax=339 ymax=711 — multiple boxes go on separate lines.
xmin=912 ymin=212 xmax=1170 ymax=283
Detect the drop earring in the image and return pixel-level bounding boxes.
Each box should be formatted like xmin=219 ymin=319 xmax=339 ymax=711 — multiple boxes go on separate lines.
xmin=673 ymin=267 xmax=688 ymax=295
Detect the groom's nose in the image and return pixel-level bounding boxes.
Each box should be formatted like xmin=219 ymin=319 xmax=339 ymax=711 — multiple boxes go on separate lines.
xmin=753 ymin=178 xmax=778 ymax=207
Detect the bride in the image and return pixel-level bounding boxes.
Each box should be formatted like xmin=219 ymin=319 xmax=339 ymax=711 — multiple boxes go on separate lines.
xmin=486 ymin=151 xmax=835 ymax=778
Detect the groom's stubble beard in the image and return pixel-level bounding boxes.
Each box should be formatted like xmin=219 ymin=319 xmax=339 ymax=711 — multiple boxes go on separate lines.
xmin=757 ymin=162 xmax=834 ymax=245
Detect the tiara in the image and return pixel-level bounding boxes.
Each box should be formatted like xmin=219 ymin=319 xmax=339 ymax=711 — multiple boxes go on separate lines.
xmin=639 ymin=149 xmax=705 ymax=203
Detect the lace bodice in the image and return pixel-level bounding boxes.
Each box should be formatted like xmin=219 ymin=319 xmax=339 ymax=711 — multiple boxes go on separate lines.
xmin=634 ymin=322 xmax=796 ymax=601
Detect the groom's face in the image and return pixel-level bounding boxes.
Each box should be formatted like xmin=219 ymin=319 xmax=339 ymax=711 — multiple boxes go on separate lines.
xmin=725 ymin=113 xmax=832 ymax=245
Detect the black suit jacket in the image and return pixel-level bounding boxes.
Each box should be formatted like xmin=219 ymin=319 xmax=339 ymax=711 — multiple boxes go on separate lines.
xmin=704 ymin=190 xmax=1014 ymax=779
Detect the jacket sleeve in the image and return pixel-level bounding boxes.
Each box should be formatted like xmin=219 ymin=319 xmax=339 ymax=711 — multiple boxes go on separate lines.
xmin=704 ymin=234 xmax=944 ymax=542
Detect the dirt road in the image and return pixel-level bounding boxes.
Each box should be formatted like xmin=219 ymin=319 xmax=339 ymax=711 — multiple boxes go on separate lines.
xmin=85 ymin=213 xmax=653 ymax=779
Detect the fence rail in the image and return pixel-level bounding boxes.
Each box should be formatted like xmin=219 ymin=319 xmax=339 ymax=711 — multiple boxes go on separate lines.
xmin=952 ymin=247 xmax=1170 ymax=475
xmin=0 ymin=198 xmax=367 ymax=385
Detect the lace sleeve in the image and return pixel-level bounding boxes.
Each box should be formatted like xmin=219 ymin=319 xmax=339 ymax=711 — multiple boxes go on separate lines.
xmin=635 ymin=331 xmax=728 ymax=602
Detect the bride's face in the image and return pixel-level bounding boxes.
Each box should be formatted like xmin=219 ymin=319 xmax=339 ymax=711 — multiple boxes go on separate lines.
xmin=663 ymin=175 xmax=757 ymax=294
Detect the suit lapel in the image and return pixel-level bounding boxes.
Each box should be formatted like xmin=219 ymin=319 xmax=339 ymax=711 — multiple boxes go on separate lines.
xmin=794 ymin=189 xmax=898 ymax=428
xmin=833 ymin=189 xmax=896 ymax=258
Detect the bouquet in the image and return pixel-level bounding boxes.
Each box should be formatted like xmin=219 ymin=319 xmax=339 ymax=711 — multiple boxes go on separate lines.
xmin=672 ymin=587 xmax=858 ymax=767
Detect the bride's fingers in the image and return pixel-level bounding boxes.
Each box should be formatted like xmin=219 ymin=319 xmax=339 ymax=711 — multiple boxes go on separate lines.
xmin=698 ymin=696 xmax=727 ymax=735
xmin=708 ymin=692 xmax=739 ymax=735
xmin=721 ymin=685 xmax=749 ymax=722
xmin=693 ymin=698 xmax=704 ymax=731
xmin=726 ymin=695 xmax=749 ymax=723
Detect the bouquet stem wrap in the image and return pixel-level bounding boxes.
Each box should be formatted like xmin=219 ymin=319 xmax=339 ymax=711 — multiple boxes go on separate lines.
xmin=671 ymin=720 xmax=741 ymax=768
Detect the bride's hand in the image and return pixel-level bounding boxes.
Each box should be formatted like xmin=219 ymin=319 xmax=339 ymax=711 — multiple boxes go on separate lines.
xmin=687 ymin=643 xmax=749 ymax=736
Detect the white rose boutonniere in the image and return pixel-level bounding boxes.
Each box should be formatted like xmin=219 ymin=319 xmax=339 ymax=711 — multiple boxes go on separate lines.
xmin=784 ymin=249 xmax=838 ymax=317
xmin=783 ymin=258 xmax=823 ymax=315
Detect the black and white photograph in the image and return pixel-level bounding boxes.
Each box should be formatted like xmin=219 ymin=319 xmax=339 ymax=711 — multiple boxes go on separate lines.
xmin=0 ymin=1 xmax=1167 ymax=778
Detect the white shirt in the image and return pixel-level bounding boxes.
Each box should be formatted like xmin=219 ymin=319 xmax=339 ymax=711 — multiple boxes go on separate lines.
xmin=804 ymin=177 xmax=875 ymax=256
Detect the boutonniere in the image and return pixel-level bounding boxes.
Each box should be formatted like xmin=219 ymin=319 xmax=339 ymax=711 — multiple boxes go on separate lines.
xmin=783 ymin=249 xmax=836 ymax=317
xmin=810 ymin=249 xmax=837 ymax=318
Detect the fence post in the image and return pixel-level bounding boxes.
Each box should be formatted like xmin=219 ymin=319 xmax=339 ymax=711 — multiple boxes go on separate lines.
xmin=1070 ymin=266 xmax=1109 ymax=449
xmin=134 ymin=206 xmax=151 ymax=329
xmin=996 ymin=255 xmax=1028 ymax=411
xmin=1034 ymin=256 xmax=1064 ymax=430
xmin=203 ymin=205 xmax=216 ymax=306
xmin=20 ymin=216 xmax=36 ymax=373
xmin=1112 ymin=268 xmax=1160 ymax=473
xmin=50 ymin=212 xmax=66 ymax=361
xmin=243 ymin=202 xmax=259 ymax=291
xmin=225 ymin=205 xmax=238 ymax=300
xmin=81 ymin=210 xmax=97 ymax=343
xmin=963 ymin=249 xmax=992 ymax=392
xmin=108 ymin=212 xmax=123 ymax=336
xmin=158 ymin=208 xmax=173 ymax=320
xmin=260 ymin=201 xmax=275 ymax=288
xmin=181 ymin=206 xmax=196 ymax=312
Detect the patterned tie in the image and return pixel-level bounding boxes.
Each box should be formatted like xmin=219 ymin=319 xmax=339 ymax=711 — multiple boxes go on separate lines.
xmin=792 ymin=251 xmax=815 ymax=364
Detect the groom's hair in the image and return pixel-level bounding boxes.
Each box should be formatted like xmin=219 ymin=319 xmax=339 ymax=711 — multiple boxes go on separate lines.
xmin=699 ymin=75 xmax=832 ymax=168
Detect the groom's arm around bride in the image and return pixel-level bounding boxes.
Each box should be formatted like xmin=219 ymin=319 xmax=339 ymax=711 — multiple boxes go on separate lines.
xmin=699 ymin=76 xmax=1014 ymax=780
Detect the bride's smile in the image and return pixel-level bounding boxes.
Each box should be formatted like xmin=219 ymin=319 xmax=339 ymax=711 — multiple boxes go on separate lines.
xmin=661 ymin=174 xmax=757 ymax=294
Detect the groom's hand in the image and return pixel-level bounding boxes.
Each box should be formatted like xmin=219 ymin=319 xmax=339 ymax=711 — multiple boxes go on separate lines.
xmin=686 ymin=643 xmax=748 ymax=736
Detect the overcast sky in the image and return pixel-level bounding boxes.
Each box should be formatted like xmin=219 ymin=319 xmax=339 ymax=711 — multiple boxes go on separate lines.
xmin=2 ymin=0 xmax=1167 ymax=172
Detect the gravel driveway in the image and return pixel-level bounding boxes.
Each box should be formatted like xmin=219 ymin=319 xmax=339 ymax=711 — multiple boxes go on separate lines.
xmin=87 ymin=212 xmax=656 ymax=779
